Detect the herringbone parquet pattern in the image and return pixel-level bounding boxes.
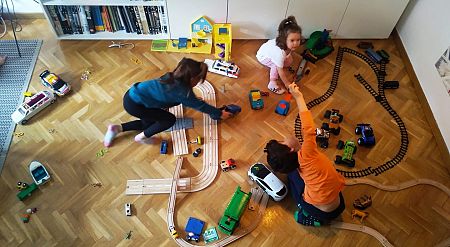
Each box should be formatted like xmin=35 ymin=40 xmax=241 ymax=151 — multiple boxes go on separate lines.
xmin=0 ymin=19 xmax=448 ymax=247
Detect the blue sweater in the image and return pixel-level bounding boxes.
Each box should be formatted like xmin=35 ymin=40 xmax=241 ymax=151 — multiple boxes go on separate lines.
xmin=128 ymin=74 xmax=222 ymax=120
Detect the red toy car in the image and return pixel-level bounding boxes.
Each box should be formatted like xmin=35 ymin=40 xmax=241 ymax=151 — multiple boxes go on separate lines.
xmin=220 ymin=159 xmax=236 ymax=172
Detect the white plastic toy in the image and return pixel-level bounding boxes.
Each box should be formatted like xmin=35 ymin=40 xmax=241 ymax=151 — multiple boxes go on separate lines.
xmin=204 ymin=59 xmax=240 ymax=78
xmin=125 ymin=203 xmax=132 ymax=216
xmin=11 ymin=90 xmax=56 ymax=124
xmin=29 ymin=161 xmax=50 ymax=186
xmin=248 ymin=162 xmax=288 ymax=201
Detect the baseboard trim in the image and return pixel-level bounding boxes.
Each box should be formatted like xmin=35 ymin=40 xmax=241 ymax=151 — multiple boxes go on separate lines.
xmin=392 ymin=29 xmax=450 ymax=165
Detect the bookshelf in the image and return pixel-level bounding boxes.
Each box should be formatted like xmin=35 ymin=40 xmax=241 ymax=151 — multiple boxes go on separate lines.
xmin=39 ymin=0 xmax=170 ymax=40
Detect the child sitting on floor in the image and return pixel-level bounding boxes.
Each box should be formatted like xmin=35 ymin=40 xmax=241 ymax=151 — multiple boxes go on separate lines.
xmin=264 ymin=83 xmax=345 ymax=226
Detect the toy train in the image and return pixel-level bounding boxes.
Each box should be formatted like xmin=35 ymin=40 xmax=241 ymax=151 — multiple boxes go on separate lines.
xmin=218 ymin=186 xmax=251 ymax=235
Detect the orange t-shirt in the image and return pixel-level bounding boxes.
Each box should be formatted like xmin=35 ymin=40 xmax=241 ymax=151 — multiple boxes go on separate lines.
xmin=297 ymin=111 xmax=345 ymax=205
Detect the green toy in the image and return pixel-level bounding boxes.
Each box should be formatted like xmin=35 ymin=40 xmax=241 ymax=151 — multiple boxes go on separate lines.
xmin=17 ymin=182 xmax=38 ymax=201
xmin=305 ymin=29 xmax=334 ymax=59
xmin=335 ymin=140 xmax=357 ymax=167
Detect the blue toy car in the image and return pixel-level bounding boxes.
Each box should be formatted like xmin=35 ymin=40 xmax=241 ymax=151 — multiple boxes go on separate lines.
xmin=275 ymin=99 xmax=290 ymax=116
xmin=160 ymin=140 xmax=168 ymax=154
xmin=249 ymin=90 xmax=264 ymax=110
xmin=185 ymin=217 xmax=205 ymax=242
xmin=355 ymin=124 xmax=375 ymax=146
xmin=220 ymin=104 xmax=242 ymax=115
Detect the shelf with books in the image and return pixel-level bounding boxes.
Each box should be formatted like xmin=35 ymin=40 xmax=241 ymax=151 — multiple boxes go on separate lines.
xmin=40 ymin=1 xmax=170 ymax=40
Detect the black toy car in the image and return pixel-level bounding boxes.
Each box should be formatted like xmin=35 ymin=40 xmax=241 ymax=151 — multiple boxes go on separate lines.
xmin=315 ymin=128 xmax=330 ymax=148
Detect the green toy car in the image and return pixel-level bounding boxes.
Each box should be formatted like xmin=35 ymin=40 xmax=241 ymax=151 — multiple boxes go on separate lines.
xmin=335 ymin=140 xmax=357 ymax=167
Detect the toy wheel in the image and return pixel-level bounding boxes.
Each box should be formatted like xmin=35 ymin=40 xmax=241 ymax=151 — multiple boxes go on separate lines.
xmin=322 ymin=123 xmax=329 ymax=130
xmin=21 ymin=119 xmax=28 ymax=125
xmin=349 ymin=159 xmax=356 ymax=167
xmin=324 ymin=110 xmax=331 ymax=119
xmin=355 ymin=127 xmax=361 ymax=135
xmin=337 ymin=140 xmax=344 ymax=149
xmin=335 ymin=155 xmax=342 ymax=164
xmin=51 ymin=99 xmax=56 ymax=104
xmin=338 ymin=114 xmax=344 ymax=123
xmin=353 ymin=146 xmax=357 ymax=154
xmin=357 ymin=138 xmax=363 ymax=145
xmin=231 ymin=165 xmax=236 ymax=169
xmin=248 ymin=175 xmax=254 ymax=181
xmin=334 ymin=127 xmax=340 ymax=135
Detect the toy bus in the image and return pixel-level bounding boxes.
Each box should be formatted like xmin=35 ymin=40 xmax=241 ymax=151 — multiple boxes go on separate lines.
xmin=218 ymin=186 xmax=252 ymax=235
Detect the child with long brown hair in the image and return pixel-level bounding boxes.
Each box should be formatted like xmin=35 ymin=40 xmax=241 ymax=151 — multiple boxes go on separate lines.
xmin=103 ymin=58 xmax=233 ymax=147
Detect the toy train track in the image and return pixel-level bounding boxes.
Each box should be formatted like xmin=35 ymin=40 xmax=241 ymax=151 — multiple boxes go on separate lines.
xmin=330 ymin=178 xmax=450 ymax=247
xmin=294 ymin=47 xmax=409 ymax=178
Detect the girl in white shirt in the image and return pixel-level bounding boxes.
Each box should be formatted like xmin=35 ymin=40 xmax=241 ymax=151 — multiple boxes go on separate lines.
xmin=256 ymin=16 xmax=302 ymax=94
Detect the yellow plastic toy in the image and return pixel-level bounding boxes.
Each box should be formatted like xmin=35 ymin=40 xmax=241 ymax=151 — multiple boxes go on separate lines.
xmin=213 ymin=23 xmax=232 ymax=61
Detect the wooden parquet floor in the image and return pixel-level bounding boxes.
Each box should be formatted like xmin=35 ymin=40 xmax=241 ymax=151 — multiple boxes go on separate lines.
xmin=0 ymin=19 xmax=449 ymax=247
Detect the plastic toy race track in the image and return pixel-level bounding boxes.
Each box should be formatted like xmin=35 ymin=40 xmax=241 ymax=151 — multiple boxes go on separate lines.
xmin=294 ymin=47 xmax=409 ymax=178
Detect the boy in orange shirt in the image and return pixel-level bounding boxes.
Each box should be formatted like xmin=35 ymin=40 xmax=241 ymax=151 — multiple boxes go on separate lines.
xmin=264 ymin=83 xmax=345 ymax=226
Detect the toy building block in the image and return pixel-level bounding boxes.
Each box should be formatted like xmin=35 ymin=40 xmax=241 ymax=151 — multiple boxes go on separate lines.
xmin=17 ymin=182 xmax=38 ymax=201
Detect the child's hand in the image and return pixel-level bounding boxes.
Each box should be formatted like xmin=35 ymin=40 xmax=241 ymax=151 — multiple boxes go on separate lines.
xmin=288 ymin=83 xmax=303 ymax=99
xmin=220 ymin=110 xmax=233 ymax=120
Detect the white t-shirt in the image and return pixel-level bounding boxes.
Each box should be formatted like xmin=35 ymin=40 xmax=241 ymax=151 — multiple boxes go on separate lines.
xmin=256 ymin=39 xmax=286 ymax=68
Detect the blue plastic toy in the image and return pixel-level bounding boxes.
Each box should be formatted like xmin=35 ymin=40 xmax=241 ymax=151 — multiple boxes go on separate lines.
xmin=160 ymin=140 xmax=168 ymax=154
xmin=221 ymin=104 xmax=242 ymax=115
xmin=185 ymin=217 xmax=205 ymax=242
xmin=275 ymin=94 xmax=292 ymax=116
xmin=355 ymin=124 xmax=376 ymax=146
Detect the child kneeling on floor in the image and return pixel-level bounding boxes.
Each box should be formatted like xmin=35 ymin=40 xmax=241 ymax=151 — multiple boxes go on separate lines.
xmin=264 ymin=83 xmax=345 ymax=226
xmin=256 ymin=16 xmax=302 ymax=94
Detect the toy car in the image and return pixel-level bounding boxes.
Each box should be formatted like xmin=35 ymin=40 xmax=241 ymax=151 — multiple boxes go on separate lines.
xmin=322 ymin=109 xmax=343 ymax=135
xmin=249 ymin=90 xmax=264 ymax=110
xmin=335 ymin=140 xmax=357 ymax=167
xmin=11 ymin=90 xmax=56 ymax=125
xmin=383 ymin=80 xmax=399 ymax=89
xmin=315 ymin=128 xmax=330 ymax=148
xmin=357 ymin=41 xmax=374 ymax=50
xmin=355 ymin=124 xmax=376 ymax=146
xmin=248 ymin=162 xmax=287 ymax=201
xmin=39 ymin=70 xmax=71 ymax=96
xmin=203 ymin=227 xmax=219 ymax=243
xmin=160 ymin=140 xmax=168 ymax=154
xmin=204 ymin=59 xmax=240 ymax=78
xmin=220 ymin=104 xmax=242 ymax=115
xmin=185 ymin=217 xmax=205 ymax=242
xmin=169 ymin=226 xmax=178 ymax=239
xmin=29 ymin=161 xmax=50 ymax=186
xmin=125 ymin=203 xmax=132 ymax=216
xmin=193 ymin=148 xmax=202 ymax=157
xmin=220 ymin=159 xmax=236 ymax=172
xmin=353 ymin=195 xmax=372 ymax=210
xmin=275 ymin=99 xmax=290 ymax=116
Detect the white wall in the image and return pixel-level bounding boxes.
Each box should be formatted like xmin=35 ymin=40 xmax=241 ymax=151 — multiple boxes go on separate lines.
xmin=3 ymin=0 xmax=42 ymax=14
xmin=396 ymin=0 xmax=450 ymax=152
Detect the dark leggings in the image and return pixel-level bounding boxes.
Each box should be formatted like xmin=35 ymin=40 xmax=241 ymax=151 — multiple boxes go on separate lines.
xmin=122 ymin=91 xmax=176 ymax=137
xmin=287 ymin=170 xmax=345 ymax=223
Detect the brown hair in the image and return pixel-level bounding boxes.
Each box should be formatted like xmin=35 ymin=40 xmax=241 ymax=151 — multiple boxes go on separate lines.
xmin=264 ymin=139 xmax=300 ymax=173
xmin=276 ymin=16 xmax=302 ymax=50
xmin=161 ymin=57 xmax=207 ymax=87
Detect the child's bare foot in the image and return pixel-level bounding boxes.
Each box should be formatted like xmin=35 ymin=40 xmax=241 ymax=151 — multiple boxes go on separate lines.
xmin=104 ymin=124 xmax=122 ymax=147
xmin=134 ymin=132 xmax=159 ymax=145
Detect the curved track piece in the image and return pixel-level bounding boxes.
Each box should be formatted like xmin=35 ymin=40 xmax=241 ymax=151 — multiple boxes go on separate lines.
xmin=333 ymin=178 xmax=450 ymax=247
xmin=294 ymin=47 xmax=409 ymax=178
xmin=330 ymin=222 xmax=393 ymax=247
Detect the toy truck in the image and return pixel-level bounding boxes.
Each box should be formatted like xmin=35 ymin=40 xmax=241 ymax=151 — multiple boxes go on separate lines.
xmin=17 ymin=182 xmax=38 ymax=201
xmin=355 ymin=124 xmax=376 ymax=146
xmin=218 ymin=186 xmax=252 ymax=235
xmin=185 ymin=217 xmax=205 ymax=242
xmin=249 ymin=90 xmax=264 ymax=110
xmin=335 ymin=140 xmax=357 ymax=167
xmin=11 ymin=90 xmax=56 ymax=125
xmin=220 ymin=159 xmax=236 ymax=172
xmin=315 ymin=128 xmax=330 ymax=148
xmin=322 ymin=109 xmax=343 ymax=135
